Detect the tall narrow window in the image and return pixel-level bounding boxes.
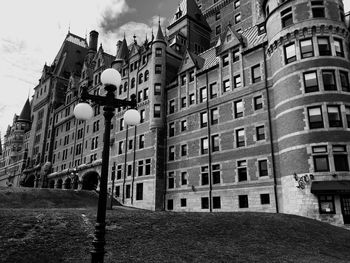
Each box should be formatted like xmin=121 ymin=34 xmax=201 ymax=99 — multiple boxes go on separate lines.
xmin=155 ymin=48 xmax=162 ymax=57
xmin=252 ymin=65 xmax=261 ymax=83
xmin=233 ymin=50 xmax=240 ymax=62
xmin=181 ymin=172 xmax=188 ymax=185
xmin=201 ymin=197 xmax=209 ymax=209
xmin=304 ymin=71 xmax=319 ymax=93
xmin=181 ymin=144 xmax=187 ymax=156
xmin=169 ymin=100 xmax=175 ymax=114
xmin=236 ymin=128 xmax=245 ymax=147
xmin=322 ymin=70 xmax=336 ymax=91
xmin=327 ymin=106 xmax=342 ymax=127
xmin=256 ymin=125 xmax=265 ymax=141
xmin=200 ymin=112 xmax=208 ymax=128
xmin=346 ymin=106 xmax=350 ymax=128
xmin=136 ymin=183 xmax=143 ymax=200
xmin=234 ymin=75 xmax=242 ymax=89
xmin=254 ymin=96 xmax=263 ymax=110
xmin=239 ymin=195 xmax=249 ymax=208
xmin=200 ymin=87 xmax=207 ymax=102
xmin=154 ymin=83 xmax=161 ymax=95
xmin=169 ymin=122 xmax=175 ymax=137
xmin=318 ymin=37 xmax=331 ymax=56
xmin=340 ymin=71 xmax=350 ymax=92
xmin=216 ymin=25 xmax=221 ymax=35
xmin=181 ymin=119 xmax=187 ymax=131
xmin=222 ymin=54 xmax=229 ymax=67
xmin=201 ymin=137 xmax=209 ymax=154
xmin=168 ymin=172 xmax=175 ymax=189
xmin=211 ymin=135 xmax=220 ymax=152
xmin=311 ymin=0 xmax=325 ymax=18
xmin=334 ymin=38 xmax=344 ymax=57
xmin=212 ymin=164 xmax=221 ymax=184
xmin=211 ymin=108 xmax=219 ymax=125
xmin=308 ymin=107 xmax=324 ymax=129
xmin=181 ymin=74 xmax=187 ymax=85
xmin=126 ymin=185 xmax=131 ymax=198
xmin=139 ymin=134 xmax=145 ymax=149
xmin=155 ymin=65 xmax=161 ymax=74
xmin=281 ymin=7 xmax=293 ymax=28
xmin=237 ymin=160 xmax=247 ymax=182
xmin=201 ymin=166 xmax=209 ymax=185
xmin=312 ymin=146 xmax=329 ymax=172
xmin=300 ymin=39 xmax=314 ymax=58
xmin=169 ymin=146 xmax=175 ymax=161
xmin=154 ymin=104 xmax=161 ymax=118
xmin=235 ymin=13 xmax=241 ymax=23
xmin=223 ymin=79 xmax=230 ymax=92
xmin=258 ymin=160 xmax=268 ymax=177
xmin=333 ymin=145 xmax=349 ymax=171
xmin=234 ymin=100 xmax=243 ymax=118
xmin=285 ymin=43 xmax=296 ymax=64
xmin=210 ymin=82 xmax=218 ymax=98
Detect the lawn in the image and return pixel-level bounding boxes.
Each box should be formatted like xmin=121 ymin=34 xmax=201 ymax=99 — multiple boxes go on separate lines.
xmin=0 ymin=187 xmax=350 ymax=263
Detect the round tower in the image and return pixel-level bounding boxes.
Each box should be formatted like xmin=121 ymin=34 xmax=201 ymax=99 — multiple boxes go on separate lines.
xmin=263 ymin=0 xmax=350 ymax=224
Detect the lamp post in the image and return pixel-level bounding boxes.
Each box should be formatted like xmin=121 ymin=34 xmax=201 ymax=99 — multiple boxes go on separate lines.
xmin=74 ymin=68 xmax=140 ymax=263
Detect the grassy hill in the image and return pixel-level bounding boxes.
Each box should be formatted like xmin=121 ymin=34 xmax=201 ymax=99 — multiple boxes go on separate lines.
xmin=0 ymin=187 xmax=349 ymax=263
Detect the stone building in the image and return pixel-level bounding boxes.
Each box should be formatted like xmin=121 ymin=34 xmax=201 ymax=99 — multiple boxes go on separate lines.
xmin=1 ymin=0 xmax=350 ymax=227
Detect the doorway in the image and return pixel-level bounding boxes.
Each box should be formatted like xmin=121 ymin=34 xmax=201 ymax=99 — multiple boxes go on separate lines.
xmin=341 ymin=195 xmax=350 ymax=224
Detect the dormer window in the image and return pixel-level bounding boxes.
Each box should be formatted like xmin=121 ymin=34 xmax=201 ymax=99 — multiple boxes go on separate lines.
xmin=258 ymin=23 xmax=266 ymax=35
xmin=175 ymin=9 xmax=182 ymax=19
xmin=227 ymin=34 xmax=232 ymax=42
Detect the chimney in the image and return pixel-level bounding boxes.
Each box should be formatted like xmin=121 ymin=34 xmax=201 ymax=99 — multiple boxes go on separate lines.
xmin=89 ymin=30 xmax=99 ymax=51
xmin=116 ymin=40 xmax=122 ymax=55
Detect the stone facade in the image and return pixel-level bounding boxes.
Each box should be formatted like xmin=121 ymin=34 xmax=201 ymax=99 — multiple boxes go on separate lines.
xmin=1 ymin=0 xmax=350 ymax=226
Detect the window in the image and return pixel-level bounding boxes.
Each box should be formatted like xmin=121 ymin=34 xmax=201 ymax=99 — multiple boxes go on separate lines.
xmin=312 ymin=145 xmax=329 ymax=172
xmin=136 ymin=183 xmax=143 ymax=200
xmin=169 ymin=100 xmax=175 ymax=114
xmin=131 ymin=78 xmax=135 ymax=89
xmin=181 ymin=144 xmax=187 ymax=156
xmin=181 ymin=198 xmax=187 ymax=207
xmin=322 ymin=70 xmax=336 ymax=91
xmin=201 ymin=137 xmax=208 ymax=154
xmin=340 ymin=71 xmax=350 ymax=92
xmin=138 ymin=91 xmax=143 ymax=102
xmin=116 ymin=165 xmax=122 ymax=180
xmin=138 ymin=74 xmax=143 ymax=84
xmin=201 ymin=166 xmax=209 ymax=185
xmin=128 ymin=140 xmax=133 ymax=150
xmin=346 ymin=107 xmax=350 ymax=128
xmin=234 ymin=0 xmax=240 ymax=8
xmin=211 ymin=135 xmax=220 ymax=152
xmin=167 ymin=199 xmax=173 ymax=210
xmin=155 ymin=48 xmax=162 ymax=57
xmin=258 ymin=23 xmax=266 ymax=35
xmin=254 ymin=96 xmax=263 ymax=110
xmin=233 ymin=50 xmax=239 ymax=62
xmin=127 ymin=164 xmax=132 ymax=176
xmin=144 ymin=70 xmax=149 ymax=81
xmin=168 ymin=172 xmax=175 ymax=189
xmin=318 ymin=195 xmax=335 ymax=214
xmin=145 ymin=159 xmax=151 ymax=175
xmin=260 ymin=194 xmax=270 ymax=205
xmin=201 ymin=197 xmax=209 ymax=209
xmin=308 ymin=107 xmax=323 ymax=129
xmin=181 ymin=74 xmax=187 ymax=86
xmin=169 ymin=146 xmax=175 ymax=161
xmin=138 ymin=160 xmax=144 ymax=176
xmin=181 ymin=172 xmax=188 ymax=185
xmin=327 ymin=106 xmax=342 ymax=128
xmin=252 ymin=65 xmax=261 ymax=83
xmin=118 ymin=141 xmax=124 ymax=154
xmin=300 ymin=39 xmax=314 ymax=58
xmin=285 ymin=43 xmax=296 ymax=64
xmin=304 ymin=71 xmax=318 ymax=93
xmin=239 ymin=195 xmax=248 ymax=208
xmin=210 ymin=82 xmax=218 ymax=98
xmin=334 ymin=38 xmax=344 ymax=57
xmin=155 ymin=64 xmax=161 ymax=74
xmin=235 ymin=13 xmax=241 ymax=23
xmin=200 ymin=112 xmax=208 ymax=128
xmin=233 ymin=75 xmax=241 ymax=89
xmin=124 ymin=82 xmax=128 ymax=92
xmin=200 ymin=87 xmax=207 ymax=102
xmin=140 ymin=109 xmax=145 ymax=123
xmin=216 ymin=25 xmax=221 ymax=35
xmin=139 ymin=135 xmax=145 ymax=149
xmin=154 ymin=104 xmax=161 ymax=118
xmin=259 ymin=160 xmax=268 ymax=177
xmin=222 ymin=54 xmax=229 ymax=67
xmin=281 ymin=7 xmax=293 ymax=28
xmin=234 ymin=100 xmax=243 ymax=118
xmin=312 ymin=1 xmax=325 ymax=18
xmin=223 ymin=79 xmax=230 ymax=92
xmin=216 ymin=12 xmax=221 ymax=21
xmin=256 ymin=126 xmax=265 ymax=141
xmin=154 ymin=83 xmax=161 ymax=95
xmin=169 ymin=122 xmax=175 ymax=137
xmin=318 ymin=37 xmax=331 ymax=56
xmin=120 ymin=118 xmax=124 ymax=131
xmin=212 ymin=164 xmax=221 ymax=184
xmin=125 ymin=185 xmax=131 ymax=198
xmin=237 ymin=160 xmax=247 ymax=182
xmin=189 ymin=94 xmax=195 ymax=105
xmin=236 ymin=128 xmax=245 ymax=147
xmin=181 ymin=120 xmax=187 ymax=131
xmin=189 ymin=71 xmax=195 ymax=82
xmin=211 ymin=108 xmax=219 ymax=125
xmin=213 ymin=196 xmax=221 ymax=209
xmin=333 ymin=145 xmax=349 ymax=171
xmin=181 ymin=97 xmax=187 ymax=108
xmin=144 ymin=87 xmax=149 ymax=100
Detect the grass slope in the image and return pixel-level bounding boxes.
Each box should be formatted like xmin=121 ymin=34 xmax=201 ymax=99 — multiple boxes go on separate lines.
xmin=0 ymin=188 xmax=349 ymax=263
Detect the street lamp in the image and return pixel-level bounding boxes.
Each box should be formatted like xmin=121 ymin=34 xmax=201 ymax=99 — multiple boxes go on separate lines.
xmin=74 ymin=68 xmax=140 ymax=263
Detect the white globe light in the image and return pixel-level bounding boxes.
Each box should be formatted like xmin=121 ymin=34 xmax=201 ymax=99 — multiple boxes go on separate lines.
xmin=124 ymin=109 xmax=141 ymax=126
xmin=74 ymin=102 xmax=93 ymax=121
xmin=101 ymin=68 xmax=121 ymax=87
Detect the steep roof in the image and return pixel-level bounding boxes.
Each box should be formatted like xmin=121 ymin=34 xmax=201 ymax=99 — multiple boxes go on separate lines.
xmin=18 ymin=98 xmax=31 ymax=123
xmin=155 ymin=22 xmax=166 ymax=43
xmin=115 ymin=36 xmax=129 ymax=60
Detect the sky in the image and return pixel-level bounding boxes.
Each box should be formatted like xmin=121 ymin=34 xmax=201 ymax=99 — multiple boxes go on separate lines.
xmin=0 ymin=0 xmax=349 ymax=138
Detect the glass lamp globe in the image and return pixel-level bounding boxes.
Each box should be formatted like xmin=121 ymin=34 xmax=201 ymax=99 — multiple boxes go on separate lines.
xmin=74 ymin=102 xmax=93 ymax=121
xmin=101 ymin=68 xmax=121 ymax=87
xmin=124 ymin=109 xmax=141 ymax=126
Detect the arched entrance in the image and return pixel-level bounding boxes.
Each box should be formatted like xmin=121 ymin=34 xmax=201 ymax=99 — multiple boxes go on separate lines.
xmin=82 ymin=171 xmax=99 ymax=190
xmin=48 ymin=180 xmax=55 ymax=188
xmin=56 ymin=179 xmax=63 ymax=189
xmin=23 ymin=174 xmax=35 ymax=187
xmin=64 ymin=178 xmax=72 ymax=189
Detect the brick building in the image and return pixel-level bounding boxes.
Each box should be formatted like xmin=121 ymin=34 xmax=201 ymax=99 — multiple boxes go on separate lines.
xmin=1 ymin=0 xmax=350 ymax=227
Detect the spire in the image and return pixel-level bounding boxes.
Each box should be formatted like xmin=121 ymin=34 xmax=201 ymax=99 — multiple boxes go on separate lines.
xmin=115 ymin=35 xmax=129 ymax=60
xmin=154 ymin=19 xmax=165 ymax=43
xmin=18 ymin=98 xmax=31 ymax=123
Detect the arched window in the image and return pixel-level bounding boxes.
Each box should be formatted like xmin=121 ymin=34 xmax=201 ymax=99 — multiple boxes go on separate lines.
xmin=139 ymin=73 xmax=143 ymax=84
xmin=119 ymin=85 xmax=123 ymax=95
xmin=131 ymin=78 xmax=135 ymax=89
xmin=124 ymin=82 xmax=128 ymax=92
xmin=144 ymin=70 xmax=149 ymax=81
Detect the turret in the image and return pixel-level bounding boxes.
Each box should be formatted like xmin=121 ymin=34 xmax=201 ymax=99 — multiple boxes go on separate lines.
xmin=112 ymin=36 xmax=129 ymax=72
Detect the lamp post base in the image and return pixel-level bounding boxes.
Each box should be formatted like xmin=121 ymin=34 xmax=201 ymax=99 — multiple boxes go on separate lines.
xmin=91 ymin=222 xmax=106 ymax=263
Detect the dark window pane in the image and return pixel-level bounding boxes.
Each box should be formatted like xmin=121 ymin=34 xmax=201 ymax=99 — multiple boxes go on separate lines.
xmin=334 ymin=155 xmax=349 ymax=171
xmin=313 ymin=155 xmax=329 ymax=172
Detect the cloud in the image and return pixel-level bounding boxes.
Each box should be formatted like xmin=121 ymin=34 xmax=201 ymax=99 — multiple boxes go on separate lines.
xmin=1 ymin=38 xmax=27 ymax=54
xmin=99 ymin=0 xmax=136 ymax=34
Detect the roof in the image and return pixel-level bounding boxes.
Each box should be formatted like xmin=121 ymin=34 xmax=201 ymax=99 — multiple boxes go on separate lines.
xmin=155 ymin=22 xmax=165 ymax=43
xmin=311 ymin=180 xmax=350 ymax=194
xmin=198 ymin=46 xmax=218 ymax=72
xmin=241 ymin=26 xmax=267 ymax=50
xmin=18 ymin=98 xmax=31 ymax=122
xmin=115 ymin=37 xmax=129 ymax=60
xmin=65 ymin=32 xmax=88 ymax=48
